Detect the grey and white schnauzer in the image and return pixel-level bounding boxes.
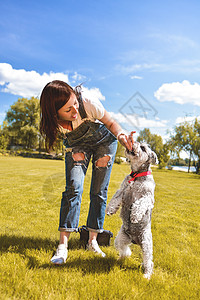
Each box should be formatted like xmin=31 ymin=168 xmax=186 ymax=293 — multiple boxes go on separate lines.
xmin=106 ymin=142 xmax=158 ymax=279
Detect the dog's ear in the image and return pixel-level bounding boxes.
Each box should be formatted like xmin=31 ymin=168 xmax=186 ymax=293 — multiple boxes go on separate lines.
xmin=150 ymin=151 xmax=159 ymax=165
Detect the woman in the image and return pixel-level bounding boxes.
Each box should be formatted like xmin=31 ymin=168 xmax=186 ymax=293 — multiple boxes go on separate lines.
xmin=40 ymin=80 xmax=135 ymax=264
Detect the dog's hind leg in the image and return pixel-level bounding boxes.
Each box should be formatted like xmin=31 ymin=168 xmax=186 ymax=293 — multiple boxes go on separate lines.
xmin=140 ymin=225 xmax=153 ymax=280
xmin=115 ymin=226 xmax=132 ymax=258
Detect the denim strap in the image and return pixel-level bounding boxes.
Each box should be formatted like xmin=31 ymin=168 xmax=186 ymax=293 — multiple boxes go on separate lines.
xmin=74 ymin=87 xmax=87 ymax=119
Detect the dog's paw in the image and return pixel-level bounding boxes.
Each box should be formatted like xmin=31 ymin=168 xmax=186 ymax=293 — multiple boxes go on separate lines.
xmin=119 ymin=246 xmax=132 ymax=258
xmin=106 ymin=204 xmax=118 ymax=216
xmin=143 ymin=272 xmax=152 ymax=280
xmin=106 ymin=211 xmax=112 ymax=216
xmin=105 ymin=206 xmax=114 ymax=216
xmin=143 ymin=262 xmax=153 ymax=280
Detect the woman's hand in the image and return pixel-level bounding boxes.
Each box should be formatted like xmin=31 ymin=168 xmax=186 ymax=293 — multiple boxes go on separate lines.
xmin=117 ymin=131 xmax=136 ymax=150
xmin=99 ymin=110 xmax=136 ymax=150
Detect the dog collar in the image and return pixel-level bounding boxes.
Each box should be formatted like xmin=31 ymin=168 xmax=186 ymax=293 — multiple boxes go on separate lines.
xmin=128 ymin=171 xmax=151 ymax=183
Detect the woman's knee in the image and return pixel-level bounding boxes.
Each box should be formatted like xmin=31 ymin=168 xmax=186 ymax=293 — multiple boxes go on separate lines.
xmin=95 ymin=155 xmax=111 ymax=168
xmin=72 ymin=152 xmax=85 ymax=161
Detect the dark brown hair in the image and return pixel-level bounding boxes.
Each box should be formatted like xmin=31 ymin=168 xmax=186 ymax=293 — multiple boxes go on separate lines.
xmin=40 ymin=80 xmax=75 ymax=150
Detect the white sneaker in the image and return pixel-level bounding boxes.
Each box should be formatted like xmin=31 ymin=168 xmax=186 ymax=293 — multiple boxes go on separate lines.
xmin=87 ymin=240 xmax=106 ymax=257
xmin=51 ymin=244 xmax=68 ymax=264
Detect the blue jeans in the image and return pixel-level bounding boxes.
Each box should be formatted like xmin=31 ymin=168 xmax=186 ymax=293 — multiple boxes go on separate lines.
xmin=59 ymin=121 xmax=118 ymax=233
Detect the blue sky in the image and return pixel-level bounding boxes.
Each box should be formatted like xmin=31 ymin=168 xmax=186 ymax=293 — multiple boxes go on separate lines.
xmin=0 ymin=0 xmax=200 ymax=146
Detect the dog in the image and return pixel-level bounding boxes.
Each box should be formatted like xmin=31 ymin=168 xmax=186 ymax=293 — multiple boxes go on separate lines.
xmin=106 ymin=142 xmax=158 ymax=279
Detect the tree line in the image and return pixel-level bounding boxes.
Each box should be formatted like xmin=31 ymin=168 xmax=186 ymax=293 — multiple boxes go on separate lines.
xmin=0 ymin=97 xmax=200 ymax=173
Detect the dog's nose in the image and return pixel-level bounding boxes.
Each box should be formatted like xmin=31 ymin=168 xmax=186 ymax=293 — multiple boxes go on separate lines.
xmin=127 ymin=148 xmax=135 ymax=155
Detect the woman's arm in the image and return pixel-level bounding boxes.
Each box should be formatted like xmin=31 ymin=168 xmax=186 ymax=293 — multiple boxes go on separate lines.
xmin=100 ymin=110 xmax=135 ymax=150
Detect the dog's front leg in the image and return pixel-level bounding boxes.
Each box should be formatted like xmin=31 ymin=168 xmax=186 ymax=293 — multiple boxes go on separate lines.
xmin=106 ymin=188 xmax=123 ymax=215
xmin=106 ymin=177 xmax=129 ymax=215
xmin=115 ymin=226 xmax=132 ymax=258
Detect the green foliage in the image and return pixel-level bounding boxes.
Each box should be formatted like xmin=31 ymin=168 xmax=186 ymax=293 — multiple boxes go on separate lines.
xmin=5 ymin=97 xmax=40 ymax=149
xmin=168 ymin=158 xmax=196 ymax=167
xmin=193 ymin=118 xmax=200 ymax=157
xmin=137 ymin=128 xmax=170 ymax=168
xmin=2 ymin=97 xmax=65 ymax=153
xmin=168 ymin=118 xmax=200 ymax=172
xmin=0 ymin=121 xmax=9 ymax=149
xmin=0 ymin=157 xmax=199 ymax=299
xmin=114 ymin=141 xmax=125 ymax=164
xmin=169 ymin=121 xmax=195 ymax=155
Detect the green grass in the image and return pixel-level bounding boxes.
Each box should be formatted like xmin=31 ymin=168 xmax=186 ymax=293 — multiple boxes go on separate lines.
xmin=0 ymin=156 xmax=200 ymax=300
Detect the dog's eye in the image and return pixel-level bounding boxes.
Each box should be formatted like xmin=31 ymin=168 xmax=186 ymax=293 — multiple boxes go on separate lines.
xmin=140 ymin=146 xmax=146 ymax=152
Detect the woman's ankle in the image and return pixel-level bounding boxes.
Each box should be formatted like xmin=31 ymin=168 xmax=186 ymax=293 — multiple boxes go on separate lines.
xmin=88 ymin=231 xmax=98 ymax=244
xmin=59 ymin=231 xmax=70 ymax=247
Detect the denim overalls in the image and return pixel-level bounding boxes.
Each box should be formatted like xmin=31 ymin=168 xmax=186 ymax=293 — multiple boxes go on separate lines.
xmin=59 ymin=95 xmax=118 ymax=233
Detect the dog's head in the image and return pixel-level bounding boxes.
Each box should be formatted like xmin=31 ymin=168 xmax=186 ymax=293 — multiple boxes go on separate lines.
xmin=125 ymin=142 xmax=158 ymax=172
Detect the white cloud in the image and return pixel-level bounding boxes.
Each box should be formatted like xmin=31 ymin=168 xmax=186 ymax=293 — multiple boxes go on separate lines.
xmin=116 ymin=59 xmax=200 ymax=76
xmin=116 ymin=63 xmax=161 ymax=74
xmin=175 ymin=115 xmax=200 ymax=124
xmin=0 ymin=112 xmax=6 ymax=124
xmin=109 ymin=112 xmax=168 ymax=128
xmin=81 ymin=86 xmax=105 ymax=102
xmin=0 ymin=63 xmax=105 ymax=102
xmin=154 ymin=80 xmax=200 ymax=106
xmin=70 ymin=71 xmax=86 ymax=83
xmin=0 ymin=63 xmax=70 ymax=98
xmin=130 ymin=75 xmax=143 ymax=80
xmin=0 ymin=112 xmax=6 ymax=116
xmin=149 ymin=33 xmax=197 ymax=49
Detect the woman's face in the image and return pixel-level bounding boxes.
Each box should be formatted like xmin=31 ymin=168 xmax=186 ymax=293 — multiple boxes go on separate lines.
xmin=57 ymin=93 xmax=79 ymax=122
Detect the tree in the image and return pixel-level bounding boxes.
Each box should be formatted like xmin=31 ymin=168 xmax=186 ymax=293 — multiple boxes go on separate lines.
xmin=0 ymin=121 xmax=9 ymax=150
xmin=137 ymin=128 xmax=152 ymax=145
xmin=168 ymin=118 xmax=200 ymax=173
xmin=193 ymin=119 xmax=200 ymax=173
xmin=193 ymin=119 xmax=200 ymax=154
xmin=137 ymin=128 xmax=170 ymax=168
xmin=6 ymin=97 xmax=40 ymax=149
xmin=115 ymin=142 xmax=125 ymax=163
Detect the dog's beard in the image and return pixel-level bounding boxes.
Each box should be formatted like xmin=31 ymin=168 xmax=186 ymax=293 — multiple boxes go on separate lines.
xmin=126 ymin=151 xmax=150 ymax=172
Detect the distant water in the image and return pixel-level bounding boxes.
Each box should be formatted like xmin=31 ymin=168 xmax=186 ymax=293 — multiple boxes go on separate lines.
xmin=167 ymin=166 xmax=196 ymax=172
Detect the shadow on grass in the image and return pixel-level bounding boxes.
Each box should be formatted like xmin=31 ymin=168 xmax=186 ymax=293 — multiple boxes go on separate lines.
xmin=0 ymin=234 xmax=56 ymax=253
xmin=0 ymin=233 xmax=84 ymax=254
xmin=0 ymin=234 xmax=140 ymax=275
xmin=40 ymin=255 xmax=140 ymax=275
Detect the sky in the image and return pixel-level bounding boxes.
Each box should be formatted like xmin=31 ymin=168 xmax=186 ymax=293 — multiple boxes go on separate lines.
xmin=0 ymin=0 xmax=200 ymax=150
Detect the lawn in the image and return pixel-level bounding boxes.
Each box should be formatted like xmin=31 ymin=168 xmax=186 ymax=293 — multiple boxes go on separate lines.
xmin=0 ymin=156 xmax=200 ymax=299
